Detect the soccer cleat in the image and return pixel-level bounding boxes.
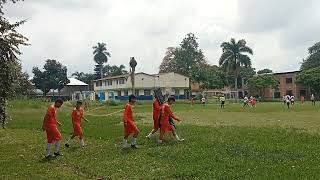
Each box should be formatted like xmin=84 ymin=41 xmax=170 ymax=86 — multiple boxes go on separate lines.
xmin=53 ymin=152 xmax=64 ymax=157
xmin=45 ymin=155 xmax=52 ymax=159
xmin=131 ymin=144 xmax=138 ymax=149
xmin=65 ymin=143 xmax=70 ymax=148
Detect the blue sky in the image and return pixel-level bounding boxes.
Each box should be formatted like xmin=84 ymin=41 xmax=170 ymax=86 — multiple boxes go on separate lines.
xmin=4 ymin=0 xmax=320 ymax=76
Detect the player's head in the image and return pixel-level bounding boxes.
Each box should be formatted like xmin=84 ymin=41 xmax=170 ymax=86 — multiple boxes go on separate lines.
xmin=76 ymin=101 xmax=83 ymax=108
xmin=54 ymin=98 xmax=63 ymax=108
xmin=167 ymin=96 xmax=175 ymax=105
xmin=129 ymin=94 xmax=136 ymax=104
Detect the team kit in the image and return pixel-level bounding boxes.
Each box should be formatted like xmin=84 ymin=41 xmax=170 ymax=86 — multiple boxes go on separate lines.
xmin=42 ymin=92 xmax=183 ymax=159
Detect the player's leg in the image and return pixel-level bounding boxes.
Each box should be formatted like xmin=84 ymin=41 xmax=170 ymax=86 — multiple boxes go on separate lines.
xmin=131 ymin=129 xmax=140 ymax=148
xmin=65 ymin=134 xmax=76 ymax=148
xmin=158 ymin=130 xmax=165 ymax=144
xmin=123 ymin=133 xmax=130 ymax=148
xmin=79 ymin=135 xmax=85 ymax=147
xmin=45 ymin=143 xmax=52 ymax=159
xmin=172 ymin=128 xmax=184 ymax=141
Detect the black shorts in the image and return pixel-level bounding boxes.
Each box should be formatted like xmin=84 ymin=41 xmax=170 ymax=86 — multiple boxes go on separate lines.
xmin=221 ymin=101 xmax=225 ymax=105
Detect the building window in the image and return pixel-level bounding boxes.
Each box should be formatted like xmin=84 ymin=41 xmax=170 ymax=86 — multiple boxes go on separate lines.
xmin=96 ymin=81 xmax=102 ymax=87
xmin=107 ymin=81 xmax=112 ymax=86
xmin=119 ymin=79 xmax=125 ymax=85
xmin=175 ymin=89 xmax=180 ymax=96
xmin=117 ymin=91 xmax=122 ymax=96
xmin=286 ymin=78 xmax=293 ymax=84
xmin=124 ymin=90 xmax=128 ymax=96
xmin=135 ymin=90 xmax=140 ymax=96
xmin=286 ymin=90 xmax=293 ymax=96
xmin=144 ymin=90 xmax=151 ymax=96
xmin=274 ymin=92 xmax=281 ymax=98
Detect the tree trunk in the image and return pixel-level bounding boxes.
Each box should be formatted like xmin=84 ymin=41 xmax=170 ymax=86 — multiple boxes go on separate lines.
xmin=131 ymin=68 xmax=135 ymax=95
xmin=100 ymin=64 xmax=103 ymax=79
xmin=0 ymin=98 xmax=5 ymax=129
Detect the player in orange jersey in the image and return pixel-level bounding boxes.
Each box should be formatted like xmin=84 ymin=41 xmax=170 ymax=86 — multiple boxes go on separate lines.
xmin=65 ymin=101 xmax=89 ymax=148
xmin=42 ymin=98 xmax=64 ymax=159
xmin=123 ymin=95 xmax=140 ymax=148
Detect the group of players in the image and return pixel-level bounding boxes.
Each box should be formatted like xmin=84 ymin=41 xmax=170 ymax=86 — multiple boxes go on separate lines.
xmin=41 ymin=94 xmax=183 ymax=159
xmin=282 ymin=94 xmax=316 ymax=108
xmin=243 ymin=96 xmax=257 ymax=107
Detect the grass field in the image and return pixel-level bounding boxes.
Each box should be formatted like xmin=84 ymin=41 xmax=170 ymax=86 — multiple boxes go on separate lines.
xmin=1 ymin=100 xmax=320 ymax=179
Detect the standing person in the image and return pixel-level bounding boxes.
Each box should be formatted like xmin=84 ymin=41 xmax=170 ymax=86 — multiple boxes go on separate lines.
xmin=311 ymin=94 xmax=316 ymax=106
xmin=158 ymin=97 xmax=183 ymax=144
xmin=251 ymin=97 xmax=257 ymax=107
xmin=201 ymin=96 xmax=206 ymax=106
xmin=301 ymin=96 xmax=305 ymax=105
xmin=84 ymin=99 xmax=89 ymax=111
xmin=65 ymin=101 xmax=89 ymax=148
xmin=220 ymin=95 xmax=226 ymax=109
xmin=191 ymin=96 xmax=196 ymax=106
xmin=243 ymin=96 xmax=249 ymax=107
xmin=123 ymin=95 xmax=140 ymax=148
xmin=282 ymin=95 xmax=286 ymax=105
xmin=146 ymin=97 xmax=162 ymax=139
xmin=286 ymin=95 xmax=291 ymax=109
xmin=42 ymin=98 xmax=64 ymax=159
xmin=290 ymin=95 xmax=295 ymax=105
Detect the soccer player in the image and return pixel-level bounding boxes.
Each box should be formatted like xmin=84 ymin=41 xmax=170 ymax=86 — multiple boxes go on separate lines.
xmin=311 ymin=94 xmax=316 ymax=106
xmin=243 ymin=96 xmax=249 ymax=107
xmin=301 ymin=96 xmax=305 ymax=105
xmin=158 ymin=96 xmax=183 ymax=144
xmin=84 ymin=99 xmax=89 ymax=111
xmin=290 ymin=95 xmax=295 ymax=105
xmin=123 ymin=95 xmax=140 ymax=148
xmin=191 ymin=96 xmax=196 ymax=106
xmin=146 ymin=97 xmax=162 ymax=139
xmin=286 ymin=95 xmax=291 ymax=109
xmin=201 ymin=97 xmax=206 ymax=106
xmin=282 ymin=95 xmax=286 ymax=105
xmin=251 ymin=97 xmax=257 ymax=107
xmin=42 ymin=98 xmax=64 ymax=159
xmin=220 ymin=95 xmax=226 ymax=109
xmin=65 ymin=101 xmax=89 ymax=148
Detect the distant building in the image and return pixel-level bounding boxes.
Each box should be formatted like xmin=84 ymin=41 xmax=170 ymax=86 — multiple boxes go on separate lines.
xmin=93 ymin=72 xmax=190 ymax=101
xmin=34 ymin=78 xmax=94 ymax=101
xmin=196 ymin=71 xmax=310 ymax=99
xmin=263 ymin=71 xmax=309 ymax=99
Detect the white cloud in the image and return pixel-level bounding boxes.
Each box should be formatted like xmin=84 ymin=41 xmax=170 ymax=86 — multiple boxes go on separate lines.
xmin=3 ymin=0 xmax=320 ymax=76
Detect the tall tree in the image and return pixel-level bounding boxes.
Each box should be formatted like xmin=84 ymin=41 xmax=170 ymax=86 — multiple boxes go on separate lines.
xmin=257 ymin=68 xmax=273 ymax=74
xmin=93 ymin=42 xmax=111 ymax=79
xmin=159 ymin=33 xmax=207 ymax=77
xmin=72 ymin=71 xmax=85 ymax=80
xmin=32 ymin=60 xmax=69 ymax=97
xmin=247 ymin=74 xmax=278 ymax=98
xmin=219 ymin=38 xmax=253 ymax=100
xmin=300 ymin=42 xmax=320 ymax=70
xmin=191 ymin=65 xmax=225 ymax=89
xmin=0 ymin=0 xmax=28 ymax=128
xmin=103 ymin=64 xmax=128 ymax=77
xmin=296 ymin=67 xmax=320 ymax=95
xmin=130 ymin=57 xmax=137 ymax=95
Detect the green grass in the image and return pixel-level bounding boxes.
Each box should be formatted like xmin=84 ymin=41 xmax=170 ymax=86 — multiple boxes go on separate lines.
xmin=1 ymin=100 xmax=320 ymax=179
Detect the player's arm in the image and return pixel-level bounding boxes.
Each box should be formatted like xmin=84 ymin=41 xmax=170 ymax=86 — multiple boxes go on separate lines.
xmin=167 ymin=106 xmax=180 ymax=122
xmin=123 ymin=107 xmax=128 ymax=126
xmin=42 ymin=113 xmax=49 ymax=131
xmin=82 ymin=116 xmax=89 ymax=122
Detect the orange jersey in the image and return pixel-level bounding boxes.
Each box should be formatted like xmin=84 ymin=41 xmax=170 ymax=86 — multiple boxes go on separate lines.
xmin=160 ymin=103 xmax=178 ymax=133
xmin=153 ymin=99 xmax=161 ymax=121
xmin=123 ymin=103 xmax=134 ymax=123
xmin=44 ymin=105 xmax=58 ymax=128
xmin=44 ymin=105 xmax=62 ymax=143
xmin=72 ymin=107 xmax=84 ymax=126
xmin=123 ymin=103 xmax=139 ymax=135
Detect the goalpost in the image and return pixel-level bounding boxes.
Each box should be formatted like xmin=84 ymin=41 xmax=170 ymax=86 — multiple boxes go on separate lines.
xmin=203 ymin=90 xmax=238 ymax=103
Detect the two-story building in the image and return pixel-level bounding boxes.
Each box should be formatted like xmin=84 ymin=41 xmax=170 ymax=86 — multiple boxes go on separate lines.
xmin=263 ymin=71 xmax=309 ymax=99
xmin=93 ymin=72 xmax=190 ymax=101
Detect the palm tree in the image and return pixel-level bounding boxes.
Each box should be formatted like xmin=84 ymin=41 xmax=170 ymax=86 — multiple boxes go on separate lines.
xmin=72 ymin=71 xmax=84 ymax=80
xmin=93 ymin=43 xmax=111 ymax=79
xmin=129 ymin=57 xmax=137 ymax=95
xmin=219 ymin=38 xmax=253 ymax=100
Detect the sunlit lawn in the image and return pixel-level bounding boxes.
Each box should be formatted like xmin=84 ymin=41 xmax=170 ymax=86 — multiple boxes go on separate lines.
xmin=1 ymin=100 xmax=320 ymax=179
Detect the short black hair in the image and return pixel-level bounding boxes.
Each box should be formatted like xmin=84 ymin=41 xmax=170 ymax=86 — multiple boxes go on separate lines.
xmin=76 ymin=101 xmax=83 ymax=105
xmin=55 ymin=98 xmax=63 ymax=104
xmin=168 ymin=96 xmax=175 ymax=102
xmin=129 ymin=94 xmax=136 ymax=102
